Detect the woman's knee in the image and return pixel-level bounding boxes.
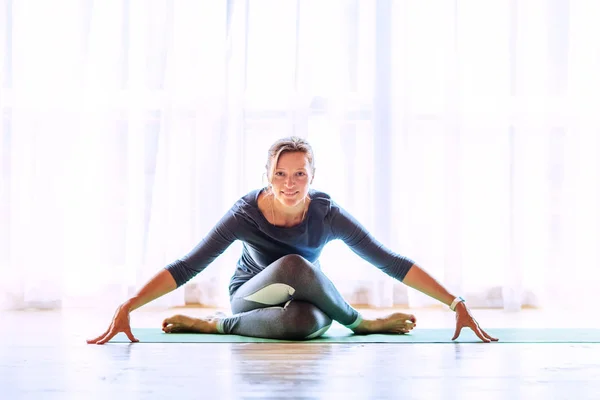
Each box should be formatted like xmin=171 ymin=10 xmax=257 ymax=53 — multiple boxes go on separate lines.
xmin=284 ymin=301 xmax=332 ymax=340
xmin=272 ymin=254 xmax=317 ymax=282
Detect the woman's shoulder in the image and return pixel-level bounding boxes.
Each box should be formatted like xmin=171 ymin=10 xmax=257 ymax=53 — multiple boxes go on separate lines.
xmin=231 ymin=188 xmax=263 ymax=213
xmin=307 ymin=189 xmax=338 ymax=222
xmin=310 ymin=189 xmax=347 ymax=209
xmin=308 ymin=188 xmax=332 ymax=203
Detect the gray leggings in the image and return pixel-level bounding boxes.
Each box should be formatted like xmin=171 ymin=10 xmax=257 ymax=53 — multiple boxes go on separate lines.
xmin=216 ymin=254 xmax=363 ymax=340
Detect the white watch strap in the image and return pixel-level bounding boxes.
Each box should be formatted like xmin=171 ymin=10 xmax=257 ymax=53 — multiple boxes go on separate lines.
xmin=450 ymin=296 xmax=465 ymax=311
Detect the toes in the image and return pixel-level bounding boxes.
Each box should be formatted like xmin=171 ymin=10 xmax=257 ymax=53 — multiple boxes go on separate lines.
xmin=401 ymin=321 xmax=415 ymax=333
xmin=394 ymin=313 xmax=416 ymax=324
xmin=162 ymin=314 xmax=185 ymax=328
xmin=401 ymin=314 xmax=416 ymax=323
xmin=163 ymin=324 xmax=180 ymax=333
xmin=162 ymin=320 xmax=174 ymax=329
xmin=163 ymin=317 xmax=181 ymax=332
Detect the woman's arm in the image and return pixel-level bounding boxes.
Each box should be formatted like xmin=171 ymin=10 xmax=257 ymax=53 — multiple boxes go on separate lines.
xmin=330 ymin=204 xmax=455 ymax=306
xmin=329 ymin=205 xmax=415 ymax=281
xmin=123 ymin=269 xmax=178 ymax=312
xmin=87 ymin=269 xmax=179 ymax=344
xmin=401 ymin=264 xmax=455 ymax=306
xmin=403 ymin=263 xmax=498 ymax=342
xmin=328 ymin=204 xmax=497 ymax=342
xmin=127 ymin=207 xmax=241 ymax=311
xmin=87 ymin=206 xmax=241 ymax=344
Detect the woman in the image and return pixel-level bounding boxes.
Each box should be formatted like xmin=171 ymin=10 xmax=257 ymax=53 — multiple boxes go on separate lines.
xmin=88 ymin=136 xmax=498 ymax=344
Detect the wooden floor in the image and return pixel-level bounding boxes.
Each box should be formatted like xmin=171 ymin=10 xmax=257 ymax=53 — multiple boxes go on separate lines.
xmin=2 ymin=307 xmax=600 ymax=400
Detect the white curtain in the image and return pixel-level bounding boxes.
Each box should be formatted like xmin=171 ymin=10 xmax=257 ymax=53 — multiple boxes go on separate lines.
xmin=1 ymin=0 xmax=598 ymax=312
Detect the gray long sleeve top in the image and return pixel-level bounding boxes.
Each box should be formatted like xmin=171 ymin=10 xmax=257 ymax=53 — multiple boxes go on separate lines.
xmin=165 ymin=188 xmax=415 ymax=296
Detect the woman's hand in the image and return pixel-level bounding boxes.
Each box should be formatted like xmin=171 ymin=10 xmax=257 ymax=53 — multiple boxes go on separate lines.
xmin=452 ymin=302 xmax=498 ymax=343
xmin=86 ymin=302 xmax=139 ymax=345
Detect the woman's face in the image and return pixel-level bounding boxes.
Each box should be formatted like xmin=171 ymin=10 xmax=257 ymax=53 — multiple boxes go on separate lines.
xmin=270 ymin=151 xmax=313 ymax=208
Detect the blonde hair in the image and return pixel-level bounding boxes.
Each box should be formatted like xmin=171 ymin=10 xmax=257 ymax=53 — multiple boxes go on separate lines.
xmin=264 ymin=136 xmax=315 ymax=187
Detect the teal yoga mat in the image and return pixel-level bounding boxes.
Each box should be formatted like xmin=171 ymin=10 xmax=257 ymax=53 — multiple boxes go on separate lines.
xmin=110 ymin=326 xmax=600 ymax=344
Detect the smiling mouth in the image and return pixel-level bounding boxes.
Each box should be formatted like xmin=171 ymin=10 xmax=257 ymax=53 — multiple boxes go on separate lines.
xmin=281 ymin=191 xmax=299 ymax=196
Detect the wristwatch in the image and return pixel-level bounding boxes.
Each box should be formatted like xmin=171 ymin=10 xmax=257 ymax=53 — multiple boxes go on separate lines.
xmin=449 ymin=296 xmax=465 ymax=311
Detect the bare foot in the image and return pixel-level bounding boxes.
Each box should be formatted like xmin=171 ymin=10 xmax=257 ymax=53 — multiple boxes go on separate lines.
xmin=352 ymin=312 xmax=417 ymax=335
xmin=162 ymin=314 xmax=220 ymax=334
